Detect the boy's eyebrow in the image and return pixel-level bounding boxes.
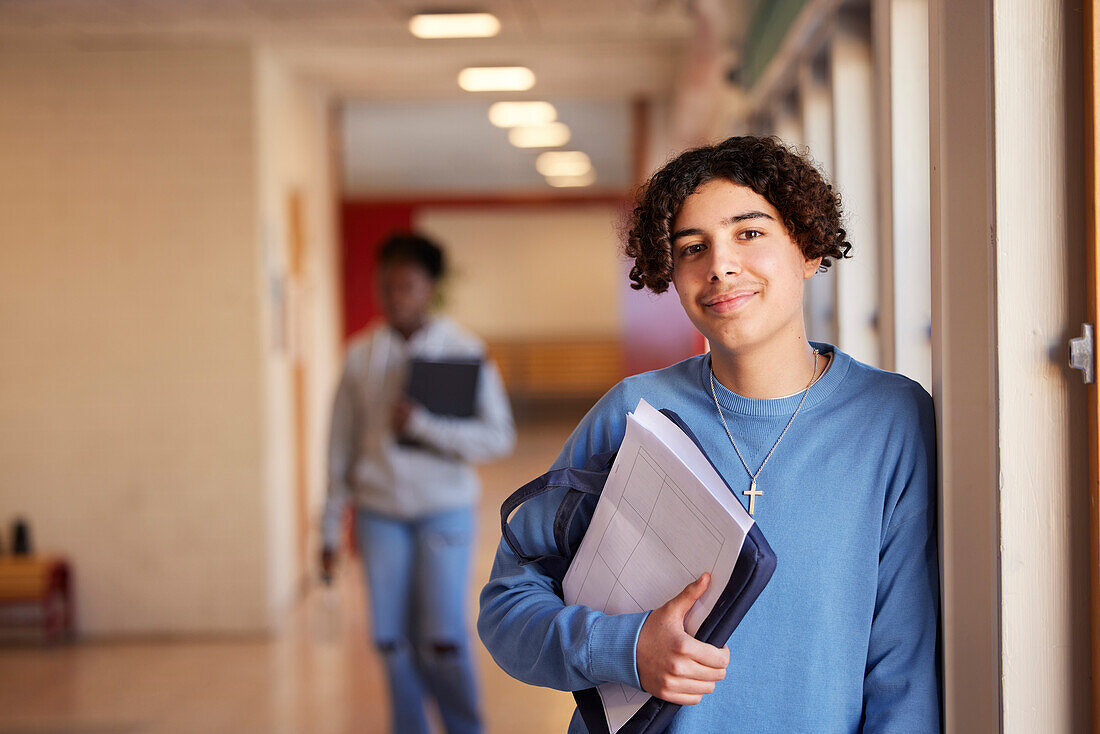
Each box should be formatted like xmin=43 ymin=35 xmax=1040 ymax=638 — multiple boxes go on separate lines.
xmin=670 ymin=210 xmax=776 ymax=241
xmin=670 ymin=227 xmax=704 ymax=242
xmin=722 ymin=211 xmax=775 ymax=226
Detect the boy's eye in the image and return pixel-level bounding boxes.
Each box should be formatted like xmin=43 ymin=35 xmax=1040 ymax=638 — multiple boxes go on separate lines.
xmin=741 ymin=229 xmax=764 ymax=240
xmin=680 ymin=242 xmax=705 ymax=257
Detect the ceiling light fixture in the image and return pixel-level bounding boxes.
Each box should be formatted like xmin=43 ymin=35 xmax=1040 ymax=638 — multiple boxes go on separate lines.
xmin=545 ymin=170 xmax=597 ymax=188
xmin=488 ymin=101 xmax=557 ymax=128
xmin=458 ymin=66 xmax=536 ymax=92
xmin=409 ymin=13 xmax=501 ymax=39
xmin=509 ymin=122 xmax=572 ymax=148
xmin=535 ymin=151 xmax=592 ymax=177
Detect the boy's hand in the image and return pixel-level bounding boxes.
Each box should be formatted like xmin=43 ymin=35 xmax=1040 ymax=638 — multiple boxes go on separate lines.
xmin=320 ymin=547 xmax=336 ymax=584
xmin=636 ymin=573 xmax=730 ymax=705
xmin=391 ymin=399 xmax=414 ymax=435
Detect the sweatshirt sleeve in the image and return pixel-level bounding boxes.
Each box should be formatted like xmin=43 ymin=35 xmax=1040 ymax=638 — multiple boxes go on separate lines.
xmin=862 ymin=385 xmax=942 ymax=732
xmin=402 ymin=360 xmax=516 ymax=463
xmin=321 ymin=361 xmax=358 ymax=551
xmin=477 ymin=384 xmax=649 ymax=692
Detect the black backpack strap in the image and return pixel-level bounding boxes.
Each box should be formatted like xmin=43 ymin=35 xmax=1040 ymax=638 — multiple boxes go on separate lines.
xmin=552 ymin=450 xmax=616 ymax=559
xmin=500 ymin=451 xmax=616 ymax=580
xmin=500 ymin=408 xmax=697 ymax=583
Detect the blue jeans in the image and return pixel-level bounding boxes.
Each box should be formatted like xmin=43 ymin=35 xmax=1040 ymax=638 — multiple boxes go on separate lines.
xmin=355 ymin=507 xmax=481 ymax=734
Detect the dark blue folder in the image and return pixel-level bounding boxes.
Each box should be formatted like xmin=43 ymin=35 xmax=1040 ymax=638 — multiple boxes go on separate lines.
xmin=398 ymin=357 xmax=482 ymax=450
xmin=500 ymin=408 xmax=777 ymax=734
xmin=405 ymin=357 xmax=481 ymax=417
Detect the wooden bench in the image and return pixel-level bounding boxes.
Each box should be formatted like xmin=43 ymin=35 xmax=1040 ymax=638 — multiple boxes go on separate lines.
xmin=487 ymin=338 xmax=624 ymax=402
xmin=0 ymin=556 xmax=74 ymax=642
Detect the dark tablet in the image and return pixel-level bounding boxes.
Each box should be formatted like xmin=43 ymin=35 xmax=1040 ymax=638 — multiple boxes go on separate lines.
xmin=405 ymin=357 xmax=482 ymax=417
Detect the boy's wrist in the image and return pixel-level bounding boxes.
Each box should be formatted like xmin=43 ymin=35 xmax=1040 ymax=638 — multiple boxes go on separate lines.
xmin=588 ymin=610 xmax=651 ymax=690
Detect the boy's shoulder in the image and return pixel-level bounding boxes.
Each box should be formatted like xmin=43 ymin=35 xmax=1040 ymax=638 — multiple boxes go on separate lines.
xmin=425 ymin=315 xmax=486 ymax=355
xmin=842 ymin=351 xmax=932 ymax=412
xmin=343 ymin=323 xmax=383 ymax=365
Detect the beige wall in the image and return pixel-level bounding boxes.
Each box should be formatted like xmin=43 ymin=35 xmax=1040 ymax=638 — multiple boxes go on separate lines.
xmin=255 ymin=49 xmax=342 ymax=627
xmin=931 ymin=0 xmax=1092 ymax=728
xmin=994 ymin=0 xmax=1091 ymax=729
xmin=415 ymin=206 xmax=623 ymax=340
xmin=0 ymin=40 xmax=335 ymax=636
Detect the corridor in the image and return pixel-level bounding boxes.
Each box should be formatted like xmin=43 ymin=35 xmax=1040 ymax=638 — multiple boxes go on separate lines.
xmin=0 ymin=419 xmax=581 ymax=734
xmin=0 ymin=0 xmax=1094 ymax=731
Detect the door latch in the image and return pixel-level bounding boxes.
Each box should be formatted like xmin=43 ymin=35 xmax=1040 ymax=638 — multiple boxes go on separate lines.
xmin=1069 ymin=323 xmax=1095 ymax=384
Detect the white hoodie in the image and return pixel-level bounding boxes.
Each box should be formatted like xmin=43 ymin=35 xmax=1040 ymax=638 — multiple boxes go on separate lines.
xmin=321 ymin=316 xmax=515 ymax=546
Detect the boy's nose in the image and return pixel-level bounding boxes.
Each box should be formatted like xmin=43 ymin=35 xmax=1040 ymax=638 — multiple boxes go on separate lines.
xmin=707 ymin=242 xmax=742 ymax=281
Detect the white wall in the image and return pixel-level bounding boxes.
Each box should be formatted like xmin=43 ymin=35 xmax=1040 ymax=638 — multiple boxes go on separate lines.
xmin=993 ymin=0 xmax=1090 ymax=729
xmin=415 ymin=206 xmax=623 ymax=340
xmin=930 ymin=0 xmax=1092 ymax=729
xmin=0 ymin=40 xmax=268 ymax=634
xmin=830 ymin=10 xmax=882 ymax=368
xmin=798 ymin=55 xmax=839 ymax=347
xmin=880 ymin=0 xmax=932 ymax=391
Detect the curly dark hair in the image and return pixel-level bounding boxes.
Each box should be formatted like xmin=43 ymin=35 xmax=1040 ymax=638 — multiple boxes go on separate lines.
xmin=377 ymin=231 xmax=446 ymax=282
xmin=625 ymin=135 xmax=851 ymax=293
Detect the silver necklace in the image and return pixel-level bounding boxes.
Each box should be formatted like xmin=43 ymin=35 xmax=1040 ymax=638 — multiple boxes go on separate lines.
xmin=708 ymin=349 xmax=820 ymax=517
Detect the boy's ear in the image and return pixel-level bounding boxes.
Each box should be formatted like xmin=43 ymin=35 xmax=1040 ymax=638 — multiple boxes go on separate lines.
xmin=803 ymin=256 xmax=823 ymax=278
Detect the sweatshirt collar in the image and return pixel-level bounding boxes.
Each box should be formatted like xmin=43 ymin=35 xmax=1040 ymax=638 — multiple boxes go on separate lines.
xmin=700 ymin=342 xmax=849 ymax=417
xmin=387 ymin=314 xmax=443 ymax=350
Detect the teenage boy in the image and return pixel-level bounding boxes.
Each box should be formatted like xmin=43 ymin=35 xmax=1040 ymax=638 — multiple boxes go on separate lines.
xmin=478 ymin=136 xmax=940 ymax=733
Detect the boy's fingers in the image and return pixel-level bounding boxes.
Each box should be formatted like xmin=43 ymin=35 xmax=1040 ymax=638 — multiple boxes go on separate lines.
xmin=666 ymin=573 xmax=711 ymax=617
xmin=660 ymin=692 xmax=705 ymax=706
xmin=676 ymin=659 xmax=727 ymax=682
xmin=666 ymin=677 xmax=718 ymax=696
xmin=682 ymin=637 xmax=730 ymax=669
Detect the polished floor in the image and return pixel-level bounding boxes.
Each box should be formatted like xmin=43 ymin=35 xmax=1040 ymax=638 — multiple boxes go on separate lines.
xmin=0 ymin=419 xmax=584 ymax=734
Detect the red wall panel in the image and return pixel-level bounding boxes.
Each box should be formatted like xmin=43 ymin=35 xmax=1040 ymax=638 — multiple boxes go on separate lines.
xmin=340 ymin=203 xmax=415 ymax=340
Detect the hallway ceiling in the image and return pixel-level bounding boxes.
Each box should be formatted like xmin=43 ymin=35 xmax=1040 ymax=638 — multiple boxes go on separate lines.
xmin=341 ymin=97 xmax=634 ymax=194
xmin=1 ymin=0 xmax=751 ymax=195
xmin=0 ymin=0 xmax=747 ymax=100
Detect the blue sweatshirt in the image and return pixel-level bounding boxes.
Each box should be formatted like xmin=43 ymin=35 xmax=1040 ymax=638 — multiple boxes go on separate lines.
xmin=478 ymin=344 xmax=940 ymax=733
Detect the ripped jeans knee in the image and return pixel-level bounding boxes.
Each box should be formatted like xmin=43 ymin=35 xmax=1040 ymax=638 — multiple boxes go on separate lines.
xmin=374 ymin=636 xmax=464 ymax=660
xmin=426 ymin=639 xmax=461 ymax=658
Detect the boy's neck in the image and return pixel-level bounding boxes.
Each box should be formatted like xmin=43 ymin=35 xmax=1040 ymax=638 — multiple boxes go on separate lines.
xmin=393 ymin=315 xmax=429 ymax=341
xmin=710 ymin=335 xmax=820 ymax=400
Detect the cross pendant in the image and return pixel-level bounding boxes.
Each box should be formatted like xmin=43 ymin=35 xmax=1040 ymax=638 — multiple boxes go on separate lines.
xmin=743 ymin=479 xmax=762 ymax=516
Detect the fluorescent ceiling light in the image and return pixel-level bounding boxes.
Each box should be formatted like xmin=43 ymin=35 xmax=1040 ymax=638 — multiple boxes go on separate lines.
xmin=536 ymin=151 xmax=592 ymax=177
xmin=409 ymin=13 xmax=501 ymax=38
xmin=545 ymin=170 xmax=597 ymax=188
xmin=488 ymin=101 xmax=557 ymax=128
xmin=509 ymin=122 xmax=572 ymax=148
xmin=458 ymin=66 xmax=536 ymax=92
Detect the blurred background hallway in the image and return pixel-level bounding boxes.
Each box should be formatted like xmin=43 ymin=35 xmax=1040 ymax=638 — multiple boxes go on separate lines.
xmin=0 ymin=0 xmax=1094 ymax=731
xmin=0 ymin=417 xmax=582 ymax=734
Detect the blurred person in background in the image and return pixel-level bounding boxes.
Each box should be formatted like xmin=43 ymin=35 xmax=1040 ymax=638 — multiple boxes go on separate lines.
xmin=321 ymin=232 xmax=515 ymax=734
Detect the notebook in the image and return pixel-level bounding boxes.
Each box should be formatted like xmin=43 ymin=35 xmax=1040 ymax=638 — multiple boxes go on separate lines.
xmin=397 ymin=358 xmax=482 ymax=449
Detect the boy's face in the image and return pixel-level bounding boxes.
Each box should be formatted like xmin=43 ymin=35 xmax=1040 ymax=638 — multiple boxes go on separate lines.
xmin=377 ymin=261 xmax=435 ymax=334
xmin=669 ymin=179 xmax=821 ymax=357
